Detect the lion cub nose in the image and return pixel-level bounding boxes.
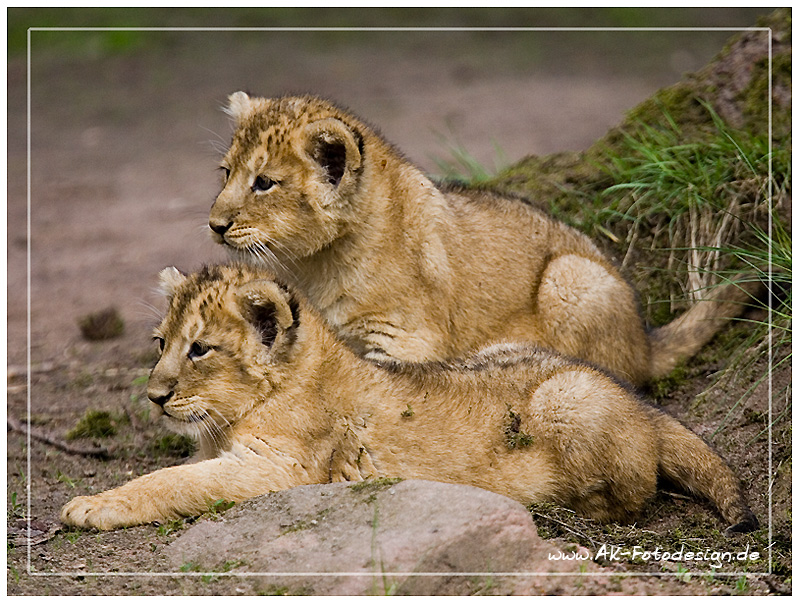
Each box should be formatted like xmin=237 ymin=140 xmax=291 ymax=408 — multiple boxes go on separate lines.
xmin=209 ymin=219 xmax=232 ymax=236
xmin=148 ymin=390 xmax=174 ymax=408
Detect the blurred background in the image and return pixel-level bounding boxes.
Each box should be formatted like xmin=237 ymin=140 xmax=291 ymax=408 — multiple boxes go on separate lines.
xmin=7 ymin=7 xmax=777 ymax=367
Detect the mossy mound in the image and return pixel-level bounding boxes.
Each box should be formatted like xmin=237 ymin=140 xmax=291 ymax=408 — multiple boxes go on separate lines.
xmin=491 ymin=8 xmax=790 ymax=326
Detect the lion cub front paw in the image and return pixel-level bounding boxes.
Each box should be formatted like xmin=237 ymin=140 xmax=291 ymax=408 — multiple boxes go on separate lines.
xmin=60 ymin=493 xmax=140 ymax=530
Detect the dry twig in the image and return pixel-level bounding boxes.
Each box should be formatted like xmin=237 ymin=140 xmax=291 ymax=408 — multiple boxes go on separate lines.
xmin=7 ymin=415 xmax=110 ymax=458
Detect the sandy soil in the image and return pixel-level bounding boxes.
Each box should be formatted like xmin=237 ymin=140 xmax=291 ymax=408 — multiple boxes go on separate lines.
xmin=6 ymin=19 xmax=789 ymax=596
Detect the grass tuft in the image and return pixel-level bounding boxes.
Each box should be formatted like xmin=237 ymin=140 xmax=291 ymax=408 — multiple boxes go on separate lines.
xmin=66 ymin=409 xmax=128 ymax=440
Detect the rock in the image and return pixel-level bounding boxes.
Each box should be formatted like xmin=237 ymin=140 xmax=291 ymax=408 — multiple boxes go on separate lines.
xmin=166 ymin=479 xmax=613 ymax=595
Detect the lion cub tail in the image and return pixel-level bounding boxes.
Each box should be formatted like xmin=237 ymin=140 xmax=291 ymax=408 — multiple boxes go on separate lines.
xmin=648 ymin=278 xmax=763 ymax=379
xmin=645 ymin=407 xmax=758 ymax=534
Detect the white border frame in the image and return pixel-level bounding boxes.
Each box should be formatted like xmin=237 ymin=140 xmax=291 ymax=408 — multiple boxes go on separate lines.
xmin=22 ymin=24 xmax=775 ymax=583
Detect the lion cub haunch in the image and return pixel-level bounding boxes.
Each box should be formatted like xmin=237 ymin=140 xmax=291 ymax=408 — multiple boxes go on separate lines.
xmin=60 ymin=265 xmax=757 ymax=534
xmin=208 ymin=92 xmax=756 ymax=386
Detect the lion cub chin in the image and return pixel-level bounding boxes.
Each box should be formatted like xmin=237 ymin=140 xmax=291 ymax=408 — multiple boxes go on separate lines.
xmin=208 ymin=92 xmax=758 ymax=386
xmin=60 ymin=265 xmax=757 ymax=534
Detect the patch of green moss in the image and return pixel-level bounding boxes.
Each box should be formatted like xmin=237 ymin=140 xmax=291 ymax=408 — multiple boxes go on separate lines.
xmin=151 ymin=433 xmax=195 ymax=458
xmin=65 ymin=409 xmax=128 ymax=440
xmin=69 ymin=371 xmax=95 ymax=389
xmin=488 ymin=151 xmax=609 ymax=225
xmin=648 ymin=363 xmax=689 ymax=402
xmin=279 ymin=508 xmax=330 ymax=535
xmin=740 ymin=51 xmax=792 ymax=139
xmin=615 ymin=82 xmax=715 ymax=139
xmin=350 ymin=477 xmax=404 ymax=504
xmin=349 ymin=477 xmax=403 ymax=493
xmin=756 ymin=8 xmax=791 ymax=42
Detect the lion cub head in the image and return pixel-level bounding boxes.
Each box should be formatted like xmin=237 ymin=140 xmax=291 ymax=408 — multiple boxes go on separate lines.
xmin=209 ymin=93 xmax=365 ymax=267
xmin=148 ymin=265 xmax=300 ymax=443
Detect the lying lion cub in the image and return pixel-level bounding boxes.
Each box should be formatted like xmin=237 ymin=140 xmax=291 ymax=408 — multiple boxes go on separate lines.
xmin=60 ymin=265 xmax=757 ymax=533
xmin=209 ymin=92 xmax=758 ymax=386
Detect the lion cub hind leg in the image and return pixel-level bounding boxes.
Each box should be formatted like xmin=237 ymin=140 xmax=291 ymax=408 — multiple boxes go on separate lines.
xmin=523 ymin=368 xmax=660 ymax=522
xmin=534 ymin=254 xmax=650 ymax=385
xmin=60 ymin=443 xmax=311 ymax=530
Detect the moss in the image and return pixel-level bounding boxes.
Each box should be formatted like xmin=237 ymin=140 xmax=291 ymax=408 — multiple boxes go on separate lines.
xmin=350 ymin=477 xmax=404 ymax=504
xmin=756 ymin=7 xmax=791 ymax=42
xmin=69 ymin=371 xmax=95 ymax=389
xmin=279 ymin=508 xmax=330 ymax=535
xmin=151 ymin=433 xmax=195 ymax=458
xmin=615 ymin=81 xmax=715 ymax=138
xmin=488 ymin=151 xmax=610 ymax=227
xmin=65 ymin=409 xmax=128 ymax=440
xmin=739 ymin=50 xmax=792 ymax=139
xmin=349 ymin=477 xmax=403 ymax=493
xmin=648 ymin=363 xmax=689 ymax=402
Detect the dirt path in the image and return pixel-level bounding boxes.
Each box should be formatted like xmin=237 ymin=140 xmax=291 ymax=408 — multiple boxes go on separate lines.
xmin=7 ymin=18 xmax=786 ymax=595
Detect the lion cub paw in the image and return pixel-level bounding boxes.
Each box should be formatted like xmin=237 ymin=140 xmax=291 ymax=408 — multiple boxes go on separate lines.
xmin=60 ymin=493 xmax=141 ymax=530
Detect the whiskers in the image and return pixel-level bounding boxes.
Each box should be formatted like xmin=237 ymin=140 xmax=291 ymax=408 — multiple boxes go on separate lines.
xmin=194 ymin=407 xmax=233 ymax=451
xmin=169 ymin=402 xmax=233 ymax=454
xmin=242 ymin=234 xmax=301 ymax=281
xmin=135 ymin=298 xmax=167 ymax=324
xmin=199 ymin=125 xmax=231 ymax=157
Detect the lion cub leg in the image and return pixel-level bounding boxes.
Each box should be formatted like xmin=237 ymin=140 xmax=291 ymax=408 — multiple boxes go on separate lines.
xmin=60 ymin=442 xmax=311 ymax=530
xmin=535 ymin=254 xmax=650 ymax=385
xmin=519 ymin=368 xmax=659 ymax=521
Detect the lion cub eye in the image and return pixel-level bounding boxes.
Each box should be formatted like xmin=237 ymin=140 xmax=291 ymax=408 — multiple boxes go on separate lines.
xmin=154 ymin=336 xmax=165 ymax=353
xmin=221 ymin=167 xmax=231 ymax=181
xmin=188 ymin=341 xmax=211 ymax=360
xmin=251 ymin=175 xmax=275 ymax=193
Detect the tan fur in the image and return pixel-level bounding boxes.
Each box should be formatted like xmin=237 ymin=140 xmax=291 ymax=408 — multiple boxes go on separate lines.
xmin=207 ymin=93 xmax=758 ymax=386
xmin=60 ymin=265 xmax=756 ymax=533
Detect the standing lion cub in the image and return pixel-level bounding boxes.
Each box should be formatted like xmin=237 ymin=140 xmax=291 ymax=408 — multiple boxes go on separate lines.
xmin=209 ymin=92 xmax=756 ymax=386
xmin=60 ymin=265 xmax=756 ymax=533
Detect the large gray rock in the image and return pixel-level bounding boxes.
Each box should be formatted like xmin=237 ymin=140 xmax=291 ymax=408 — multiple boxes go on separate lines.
xmin=166 ymin=479 xmax=614 ymax=595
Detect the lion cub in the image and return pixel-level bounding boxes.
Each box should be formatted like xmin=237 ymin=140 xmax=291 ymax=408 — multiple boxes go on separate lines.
xmin=60 ymin=265 xmax=756 ymax=533
xmin=209 ymin=92 xmax=756 ymax=386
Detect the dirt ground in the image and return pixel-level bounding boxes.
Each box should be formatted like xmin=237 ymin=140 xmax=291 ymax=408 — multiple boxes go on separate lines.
xmin=6 ymin=10 xmax=790 ymax=596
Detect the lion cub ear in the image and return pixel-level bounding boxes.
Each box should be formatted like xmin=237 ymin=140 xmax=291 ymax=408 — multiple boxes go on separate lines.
xmin=236 ymin=280 xmax=298 ymax=350
xmin=224 ymin=91 xmax=253 ymax=125
xmin=158 ymin=266 xmax=187 ymax=299
xmin=304 ymin=118 xmax=363 ymax=192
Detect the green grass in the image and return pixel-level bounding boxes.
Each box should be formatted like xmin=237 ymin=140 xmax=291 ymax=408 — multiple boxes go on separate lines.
xmin=7 ymin=492 xmax=25 ymax=520
xmin=586 ymin=103 xmax=790 ymax=436
xmin=430 ymin=134 xmax=507 ymax=184
xmin=699 ymin=215 xmax=792 ymax=438
xmin=590 ymin=102 xmax=785 ymax=291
